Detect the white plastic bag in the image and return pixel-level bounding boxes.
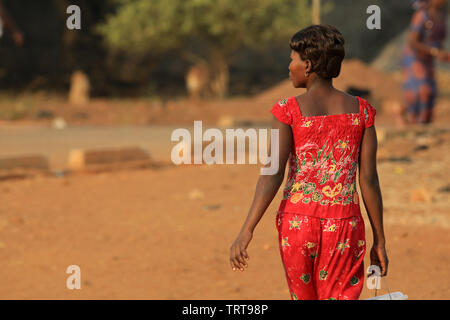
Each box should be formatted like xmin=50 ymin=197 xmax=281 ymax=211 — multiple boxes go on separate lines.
xmin=366 ymin=291 xmax=408 ymax=300
xmin=365 ymin=276 xmax=408 ymax=300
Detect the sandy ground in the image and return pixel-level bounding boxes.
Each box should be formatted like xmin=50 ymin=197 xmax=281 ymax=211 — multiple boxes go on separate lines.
xmin=0 ymin=123 xmax=449 ymax=300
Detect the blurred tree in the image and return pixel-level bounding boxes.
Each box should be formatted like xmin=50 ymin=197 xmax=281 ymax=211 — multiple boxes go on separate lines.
xmin=97 ymin=0 xmax=314 ymax=99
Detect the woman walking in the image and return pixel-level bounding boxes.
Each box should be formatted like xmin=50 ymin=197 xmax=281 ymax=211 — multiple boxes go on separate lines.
xmin=229 ymin=24 xmax=388 ymax=300
xmin=400 ymin=0 xmax=449 ymax=125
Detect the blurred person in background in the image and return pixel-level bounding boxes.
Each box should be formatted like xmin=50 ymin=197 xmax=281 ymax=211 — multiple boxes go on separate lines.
xmin=0 ymin=0 xmax=23 ymax=46
xmin=400 ymin=0 xmax=449 ymax=125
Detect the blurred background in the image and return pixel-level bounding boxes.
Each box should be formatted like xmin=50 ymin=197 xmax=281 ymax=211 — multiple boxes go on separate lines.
xmin=0 ymin=0 xmax=448 ymax=299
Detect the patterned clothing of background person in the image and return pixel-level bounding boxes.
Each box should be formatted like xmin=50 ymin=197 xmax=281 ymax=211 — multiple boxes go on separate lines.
xmin=401 ymin=0 xmax=449 ymax=125
xmin=0 ymin=0 xmax=24 ymax=46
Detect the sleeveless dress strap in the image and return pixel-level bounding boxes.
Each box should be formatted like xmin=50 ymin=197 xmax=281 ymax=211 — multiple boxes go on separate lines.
xmin=289 ymin=96 xmax=302 ymax=120
xmin=356 ymin=96 xmax=363 ymax=115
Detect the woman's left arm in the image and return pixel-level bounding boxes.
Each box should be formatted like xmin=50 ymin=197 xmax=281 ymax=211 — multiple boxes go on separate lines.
xmin=229 ymin=115 xmax=293 ymax=271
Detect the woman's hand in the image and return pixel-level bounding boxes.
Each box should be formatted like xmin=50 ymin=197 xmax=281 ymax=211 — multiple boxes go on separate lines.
xmin=444 ymin=52 xmax=450 ymax=63
xmin=12 ymin=30 xmax=24 ymax=47
xmin=436 ymin=50 xmax=449 ymax=62
xmin=229 ymin=229 xmax=252 ymax=272
xmin=370 ymin=244 xmax=389 ymax=277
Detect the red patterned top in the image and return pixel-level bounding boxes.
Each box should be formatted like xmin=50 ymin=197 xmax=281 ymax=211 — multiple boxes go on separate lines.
xmin=270 ymin=96 xmax=377 ymax=219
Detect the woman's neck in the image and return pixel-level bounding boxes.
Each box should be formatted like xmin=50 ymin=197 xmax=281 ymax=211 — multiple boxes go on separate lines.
xmin=306 ymin=77 xmax=334 ymax=93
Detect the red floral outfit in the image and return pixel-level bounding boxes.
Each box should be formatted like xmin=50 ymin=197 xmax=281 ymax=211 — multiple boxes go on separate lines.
xmin=270 ymin=96 xmax=377 ymax=300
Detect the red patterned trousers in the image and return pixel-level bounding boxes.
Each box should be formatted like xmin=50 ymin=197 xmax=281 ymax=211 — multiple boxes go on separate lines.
xmin=276 ymin=212 xmax=366 ymax=300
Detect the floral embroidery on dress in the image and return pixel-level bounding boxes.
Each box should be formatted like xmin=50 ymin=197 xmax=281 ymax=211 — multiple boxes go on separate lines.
xmin=282 ymin=237 xmax=290 ymax=249
xmin=355 ymin=249 xmax=364 ymax=260
xmin=299 ymin=239 xmax=318 ymax=259
xmin=336 ymin=239 xmax=350 ymax=255
xmin=302 ymin=197 xmax=311 ymax=204
xmin=322 ymin=183 xmax=342 ymax=198
xmin=350 ymin=276 xmax=360 ymax=286
xmin=288 ymin=216 xmax=302 ymax=230
xmin=282 ymin=135 xmax=359 ymax=207
xmin=277 ymin=213 xmax=366 ymax=300
xmin=305 ymin=241 xmax=316 ymax=249
xmin=290 ymin=181 xmax=304 ymax=193
xmin=312 ymin=191 xmax=323 ymax=202
xmin=303 ymin=182 xmax=316 ymax=195
xmin=349 ymin=217 xmax=357 ymax=230
xmin=278 ymin=98 xmax=288 ymax=107
xmin=290 ymin=192 xmax=304 ymax=204
xmin=323 ymin=220 xmax=337 ymax=232
xmin=300 ymin=273 xmax=311 ymax=284
xmin=302 ymin=120 xmax=313 ymax=127
xmin=337 ymin=140 xmax=349 ymax=150
xmin=271 ymin=96 xmax=374 ymax=220
xmin=319 ymin=268 xmax=328 ymax=280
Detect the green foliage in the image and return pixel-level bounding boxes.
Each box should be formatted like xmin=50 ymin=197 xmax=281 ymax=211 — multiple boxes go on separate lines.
xmin=97 ymin=0 xmax=313 ymax=55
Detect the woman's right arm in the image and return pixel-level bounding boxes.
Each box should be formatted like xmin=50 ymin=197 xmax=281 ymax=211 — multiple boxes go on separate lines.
xmin=358 ymin=125 xmax=389 ymax=276
xmin=408 ymin=30 xmax=439 ymax=57
xmin=407 ymin=10 xmax=449 ymax=59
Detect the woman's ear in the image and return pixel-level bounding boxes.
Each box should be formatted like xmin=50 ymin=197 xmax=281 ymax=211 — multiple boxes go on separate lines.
xmin=304 ymin=59 xmax=312 ymax=73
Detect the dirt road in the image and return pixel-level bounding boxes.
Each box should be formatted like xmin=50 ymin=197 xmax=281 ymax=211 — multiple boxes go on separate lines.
xmin=0 ymin=140 xmax=449 ymax=299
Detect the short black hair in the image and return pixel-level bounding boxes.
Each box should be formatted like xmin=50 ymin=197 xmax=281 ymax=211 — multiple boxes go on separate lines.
xmin=290 ymin=24 xmax=345 ymax=79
